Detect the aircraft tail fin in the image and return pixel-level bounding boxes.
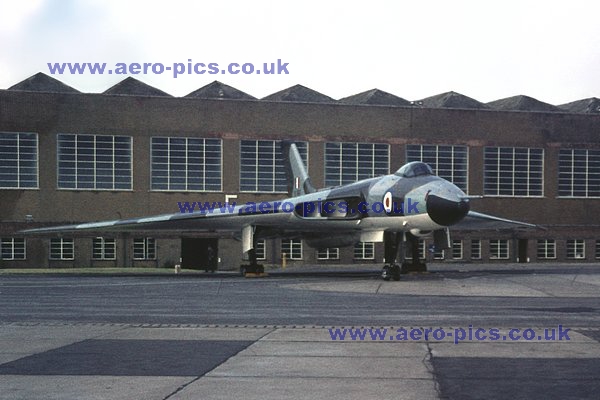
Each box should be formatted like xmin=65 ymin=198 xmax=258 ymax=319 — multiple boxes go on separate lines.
xmin=281 ymin=141 xmax=316 ymax=197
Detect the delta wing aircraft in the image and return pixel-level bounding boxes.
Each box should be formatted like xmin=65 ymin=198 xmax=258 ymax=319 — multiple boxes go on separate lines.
xmin=22 ymin=142 xmax=536 ymax=281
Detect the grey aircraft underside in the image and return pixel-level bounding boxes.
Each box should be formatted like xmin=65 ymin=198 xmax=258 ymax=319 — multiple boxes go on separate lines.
xmin=21 ymin=142 xmax=536 ymax=280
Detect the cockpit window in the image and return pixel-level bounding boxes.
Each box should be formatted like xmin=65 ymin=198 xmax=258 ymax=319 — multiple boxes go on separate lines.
xmin=395 ymin=161 xmax=434 ymax=178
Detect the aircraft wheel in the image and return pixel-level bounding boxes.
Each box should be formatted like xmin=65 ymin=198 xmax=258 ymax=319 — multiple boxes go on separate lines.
xmin=391 ymin=264 xmax=401 ymax=281
xmin=240 ymin=266 xmax=247 ymax=276
xmin=381 ymin=265 xmax=391 ymax=281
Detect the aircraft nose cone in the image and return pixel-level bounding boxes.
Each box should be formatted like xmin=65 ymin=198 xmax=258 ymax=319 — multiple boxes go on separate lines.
xmin=426 ymin=194 xmax=470 ymax=226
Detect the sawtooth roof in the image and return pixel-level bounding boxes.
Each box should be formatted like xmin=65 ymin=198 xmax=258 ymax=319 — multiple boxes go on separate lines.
xmin=339 ymin=88 xmax=411 ymax=106
xmin=4 ymin=74 xmax=599 ymax=115
xmin=102 ymin=77 xmax=171 ymax=97
xmin=487 ymin=95 xmax=560 ymax=112
xmin=8 ymin=72 xmax=80 ymax=93
xmin=559 ymin=97 xmax=600 ymax=114
xmin=418 ymin=91 xmax=489 ymax=109
xmin=185 ymin=81 xmax=255 ymax=100
xmin=262 ymin=84 xmax=336 ymax=103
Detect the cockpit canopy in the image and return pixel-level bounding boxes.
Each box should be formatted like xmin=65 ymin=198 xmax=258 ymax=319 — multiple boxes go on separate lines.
xmin=395 ymin=161 xmax=434 ymax=178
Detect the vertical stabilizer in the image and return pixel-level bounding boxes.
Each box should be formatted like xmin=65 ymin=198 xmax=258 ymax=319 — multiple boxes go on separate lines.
xmin=281 ymin=141 xmax=316 ymax=197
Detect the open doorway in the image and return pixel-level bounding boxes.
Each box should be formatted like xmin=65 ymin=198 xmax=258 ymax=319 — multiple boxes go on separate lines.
xmin=181 ymin=238 xmax=218 ymax=271
xmin=518 ymin=239 xmax=528 ymax=263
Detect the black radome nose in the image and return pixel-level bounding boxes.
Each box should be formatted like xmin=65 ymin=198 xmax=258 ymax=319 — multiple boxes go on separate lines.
xmin=426 ymin=194 xmax=470 ymax=226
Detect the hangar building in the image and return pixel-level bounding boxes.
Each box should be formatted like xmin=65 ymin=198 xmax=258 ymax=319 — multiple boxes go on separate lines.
xmin=1 ymin=73 xmax=599 ymax=269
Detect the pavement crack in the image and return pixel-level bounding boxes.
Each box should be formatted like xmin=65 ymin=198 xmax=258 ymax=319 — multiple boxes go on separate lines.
xmin=424 ymin=342 xmax=443 ymax=399
xmin=162 ymin=327 xmax=275 ymax=400
xmin=162 ymin=375 xmax=203 ymax=400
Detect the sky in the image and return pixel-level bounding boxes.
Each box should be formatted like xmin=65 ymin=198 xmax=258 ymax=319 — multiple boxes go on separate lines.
xmin=1 ymin=0 xmax=599 ymax=104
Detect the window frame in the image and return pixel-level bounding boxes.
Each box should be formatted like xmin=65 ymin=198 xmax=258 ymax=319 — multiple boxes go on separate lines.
xmin=489 ymin=239 xmax=510 ymax=260
xmin=92 ymin=237 xmax=116 ymax=260
xmin=353 ymin=242 xmax=375 ymax=260
xmin=57 ymin=133 xmax=133 ymax=191
xmin=483 ymin=147 xmax=544 ymax=197
xmin=536 ymin=239 xmax=556 ymax=260
xmin=566 ymin=239 xmax=586 ymax=260
xmin=471 ymin=239 xmax=482 ymax=260
xmin=239 ymin=140 xmax=308 ymax=193
xmin=150 ymin=137 xmax=223 ymax=192
xmin=558 ymin=148 xmax=600 ymax=198
xmin=133 ymin=237 xmax=156 ymax=260
xmin=406 ymin=144 xmax=469 ymax=193
xmin=0 ymin=238 xmax=26 ymax=260
xmin=324 ymin=142 xmax=390 ymax=187
xmin=281 ymin=239 xmax=303 ymax=260
xmin=317 ymin=247 xmax=340 ymax=260
xmin=0 ymin=132 xmax=39 ymax=189
xmin=49 ymin=238 xmax=75 ymax=260
xmin=255 ymin=240 xmax=266 ymax=261
xmin=452 ymin=240 xmax=463 ymax=260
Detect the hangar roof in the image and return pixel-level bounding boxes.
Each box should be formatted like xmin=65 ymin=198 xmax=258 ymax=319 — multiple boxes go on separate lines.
xmin=8 ymin=72 xmax=80 ymax=93
xmin=103 ymin=77 xmax=172 ymax=97
xmin=3 ymin=73 xmax=599 ymax=114
xmin=262 ymin=84 xmax=336 ymax=103
xmin=418 ymin=91 xmax=489 ymax=109
xmin=560 ymin=97 xmax=600 ymax=114
xmin=339 ymin=88 xmax=411 ymax=106
xmin=185 ymin=81 xmax=256 ymax=100
xmin=487 ymin=95 xmax=560 ymax=112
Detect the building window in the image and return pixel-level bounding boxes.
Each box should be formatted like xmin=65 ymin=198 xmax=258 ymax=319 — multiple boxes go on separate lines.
xmin=0 ymin=132 xmax=38 ymax=189
xmin=417 ymin=239 xmax=426 ymax=260
xmin=317 ymin=248 xmax=340 ymax=260
xmin=281 ymin=239 xmax=302 ymax=260
xmin=471 ymin=239 xmax=481 ymax=259
xmin=558 ymin=149 xmax=600 ymax=197
xmin=484 ymin=147 xmax=543 ymax=196
xmin=325 ymin=142 xmax=389 ymax=186
xmin=92 ymin=237 xmax=116 ymax=260
xmin=490 ymin=239 xmax=509 ymax=259
xmin=133 ymin=238 xmax=156 ymax=260
xmin=49 ymin=238 xmax=74 ymax=260
xmin=566 ymin=239 xmax=585 ymax=260
xmin=151 ymin=137 xmax=222 ymax=191
xmin=536 ymin=239 xmax=556 ymax=259
xmin=433 ymin=246 xmax=445 ymax=260
xmin=240 ymin=140 xmax=307 ymax=193
xmin=452 ymin=240 xmax=463 ymax=259
xmin=0 ymin=238 xmax=26 ymax=260
xmin=354 ymin=242 xmax=375 ymax=260
xmin=406 ymin=145 xmax=468 ymax=192
xmin=57 ymin=134 xmax=132 ymax=190
xmin=255 ymin=240 xmax=266 ymax=261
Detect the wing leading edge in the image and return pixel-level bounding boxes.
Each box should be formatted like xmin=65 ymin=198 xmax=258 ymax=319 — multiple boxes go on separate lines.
xmin=455 ymin=211 xmax=539 ymax=230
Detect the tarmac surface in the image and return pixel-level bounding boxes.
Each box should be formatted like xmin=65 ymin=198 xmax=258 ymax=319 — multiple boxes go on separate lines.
xmin=0 ymin=263 xmax=599 ymax=399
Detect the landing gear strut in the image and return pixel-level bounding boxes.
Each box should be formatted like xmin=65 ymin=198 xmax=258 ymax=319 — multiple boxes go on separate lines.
xmin=382 ymin=232 xmax=403 ymax=281
xmin=401 ymin=233 xmax=427 ymax=273
xmin=240 ymin=236 xmax=264 ymax=276
xmin=381 ymin=232 xmax=427 ymax=281
xmin=240 ymin=226 xmax=265 ymax=276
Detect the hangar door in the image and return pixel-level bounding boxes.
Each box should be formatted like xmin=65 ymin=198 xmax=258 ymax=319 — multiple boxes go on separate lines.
xmin=181 ymin=238 xmax=218 ymax=271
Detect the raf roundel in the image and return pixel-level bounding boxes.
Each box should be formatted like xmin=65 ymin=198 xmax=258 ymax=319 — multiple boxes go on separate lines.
xmin=383 ymin=191 xmax=393 ymax=213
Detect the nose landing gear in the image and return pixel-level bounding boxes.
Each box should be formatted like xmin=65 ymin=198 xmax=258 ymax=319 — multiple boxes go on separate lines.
xmin=382 ymin=231 xmax=428 ymax=281
xmin=381 ymin=264 xmax=401 ymax=281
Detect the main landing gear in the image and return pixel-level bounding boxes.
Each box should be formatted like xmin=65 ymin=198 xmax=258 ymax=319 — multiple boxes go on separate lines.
xmin=381 ymin=232 xmax=428 ymax=281
xmin=240 ymin=247 xmax=265 ymax=276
